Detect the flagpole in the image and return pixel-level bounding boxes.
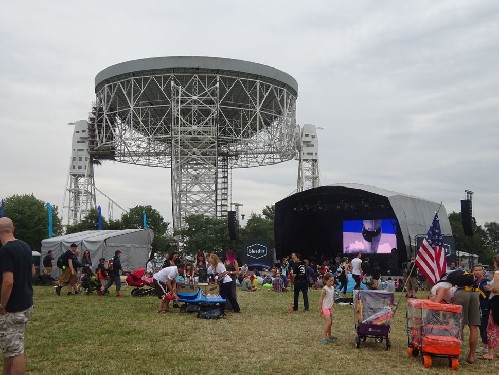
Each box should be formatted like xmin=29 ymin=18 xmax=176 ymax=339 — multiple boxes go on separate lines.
xmin=394 ymin=202 xmax=445 ymax=316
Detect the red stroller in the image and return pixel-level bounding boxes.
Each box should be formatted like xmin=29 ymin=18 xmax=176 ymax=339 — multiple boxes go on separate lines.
xmin=127 ymin=268 xmax=155 ymax=297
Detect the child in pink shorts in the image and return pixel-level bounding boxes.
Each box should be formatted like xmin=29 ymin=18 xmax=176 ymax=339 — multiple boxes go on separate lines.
xmin=319 ymin=273 xmax=337 ymax=344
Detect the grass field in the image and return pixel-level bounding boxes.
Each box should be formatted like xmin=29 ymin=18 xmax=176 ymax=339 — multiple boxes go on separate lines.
xmin=25 ymin=285 xmax=495 ymax=375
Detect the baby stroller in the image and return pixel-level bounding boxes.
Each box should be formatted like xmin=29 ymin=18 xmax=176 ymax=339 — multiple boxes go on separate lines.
xmin=406 ymin=299 xmax=462 ymax=369
xmin=354 ymin=290 xmax=395 ymax=350
xmin=127 ymin=268 xmax=155 ymax=297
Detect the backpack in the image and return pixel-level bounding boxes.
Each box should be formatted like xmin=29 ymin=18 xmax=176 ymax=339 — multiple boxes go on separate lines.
xmin=57 ymin=254 xmax=67 ymax=269
xmin=197 ymin=304 xmax=223 ymax=319
xmin=446 ymin=269 xmax=474 ymax=287
xmin=107 ymin=259 xmax=114 ymax=271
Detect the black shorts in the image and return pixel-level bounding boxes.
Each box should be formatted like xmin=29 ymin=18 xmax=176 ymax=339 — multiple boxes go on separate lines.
xmin=153 ymin=278 xmax=168 ymax=299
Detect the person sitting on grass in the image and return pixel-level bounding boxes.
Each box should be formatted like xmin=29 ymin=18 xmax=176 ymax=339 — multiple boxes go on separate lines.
xmin=241 ymin=274 xmax=258 ymax=292
xmin=319 ymin=273 xmax=337 ymax=344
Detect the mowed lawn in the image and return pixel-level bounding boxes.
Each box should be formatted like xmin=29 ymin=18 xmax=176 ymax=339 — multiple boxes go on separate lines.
xmin=26 ymin=285 xmax=492 ymax=375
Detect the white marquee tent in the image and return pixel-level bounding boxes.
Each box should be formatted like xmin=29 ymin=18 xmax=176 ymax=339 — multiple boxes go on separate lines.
xmin=41 ymin=229 xmax=153 ymax=277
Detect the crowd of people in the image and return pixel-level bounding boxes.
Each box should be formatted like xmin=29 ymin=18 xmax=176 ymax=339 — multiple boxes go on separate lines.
xmin=1 ymin=214 xmax=499 ymax=374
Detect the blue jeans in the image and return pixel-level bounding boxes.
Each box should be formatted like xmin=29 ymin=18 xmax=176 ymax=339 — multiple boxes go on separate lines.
xmin=104 ymin=274 xmax=121 ymax=293
xmin=281 ymin=275 xmax=289 ymax=288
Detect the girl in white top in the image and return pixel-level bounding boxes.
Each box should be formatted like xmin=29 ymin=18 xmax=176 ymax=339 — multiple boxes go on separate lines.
xmin=319 ymin=273 xmax=337 ymax=344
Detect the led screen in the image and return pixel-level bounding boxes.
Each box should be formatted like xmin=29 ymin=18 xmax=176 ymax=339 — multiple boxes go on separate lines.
xmin=343 ymin=219 xmax=397 ymax=254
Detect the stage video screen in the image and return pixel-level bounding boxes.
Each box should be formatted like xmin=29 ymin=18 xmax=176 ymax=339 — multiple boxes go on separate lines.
xmin=343 ymin=219 xmax=397 ymax=254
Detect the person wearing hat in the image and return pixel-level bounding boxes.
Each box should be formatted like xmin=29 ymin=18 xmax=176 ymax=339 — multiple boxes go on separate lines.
xmin=100 ymin=250 xmax=123 ymax=297
xmin=55 ymin=243 xmax=78 ymax=296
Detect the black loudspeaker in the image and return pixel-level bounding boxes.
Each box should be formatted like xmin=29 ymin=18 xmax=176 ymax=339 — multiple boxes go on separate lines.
xmin=228 ymin=211 xmax=238 ymax=240
xmin=461 ymin=200 xmax=473 ymax=237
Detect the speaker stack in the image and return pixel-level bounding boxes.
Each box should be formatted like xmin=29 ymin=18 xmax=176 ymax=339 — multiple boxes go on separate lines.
xmin=460 ymin=199 xmax=473 ymax=237
xmin=228 ymin=211 xmax=238 ymax=240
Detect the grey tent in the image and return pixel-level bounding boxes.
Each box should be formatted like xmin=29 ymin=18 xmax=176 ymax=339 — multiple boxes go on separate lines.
xmin=41 ymin=229 xmax=153 ymax=277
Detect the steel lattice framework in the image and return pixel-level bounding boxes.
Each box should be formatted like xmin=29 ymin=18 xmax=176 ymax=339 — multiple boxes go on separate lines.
xmin=88 ymin=56 xmax=298 ymax=231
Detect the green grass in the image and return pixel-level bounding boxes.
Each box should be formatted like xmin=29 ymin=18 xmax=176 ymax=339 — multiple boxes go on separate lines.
xmin=25 ymin=285 xmax=492 ymax=374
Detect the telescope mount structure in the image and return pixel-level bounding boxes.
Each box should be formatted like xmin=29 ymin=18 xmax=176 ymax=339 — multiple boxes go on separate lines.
xmin=87 ymin=56 xmax=299 ymax=232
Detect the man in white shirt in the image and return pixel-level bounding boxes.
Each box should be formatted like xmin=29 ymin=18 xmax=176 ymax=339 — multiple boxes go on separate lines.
xmin=153 ymin=263 xmax=186 ymax=313
xmin=351 ymin=253 xmax=363 ymax=290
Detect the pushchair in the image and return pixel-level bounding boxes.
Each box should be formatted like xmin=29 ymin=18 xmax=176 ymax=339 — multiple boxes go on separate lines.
xmin=127 ymin=268 xmax=155 ymax=297
xmin=354 ymin=290 xmax=395 ymax=350
xmin=406 ymin=299 xmax=462 ymax=369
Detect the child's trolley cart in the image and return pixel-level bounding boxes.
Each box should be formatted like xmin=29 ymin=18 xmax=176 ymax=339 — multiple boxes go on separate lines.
xmin=406 ymin=299 xmax=462 ymax=370
xmin=354 ymin=290 xmax=395 ymax=350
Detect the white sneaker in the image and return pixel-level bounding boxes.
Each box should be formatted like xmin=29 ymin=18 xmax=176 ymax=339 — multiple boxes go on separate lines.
xmin=475 ymin=347 xmax=487 ymax=354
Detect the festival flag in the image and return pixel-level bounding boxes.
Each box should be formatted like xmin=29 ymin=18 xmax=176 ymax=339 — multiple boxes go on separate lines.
xmin=415 ymin=213 xmax=446 ymax=285
xmin=97 ymin=206 xmax=103 ymax=230
xmin=1 ymin=199 xmax=4 ymax=217
xmin=46 ymin=202 xmax=53 ymax=238
xmin=143 ymin=209 xmax=148 ymax=229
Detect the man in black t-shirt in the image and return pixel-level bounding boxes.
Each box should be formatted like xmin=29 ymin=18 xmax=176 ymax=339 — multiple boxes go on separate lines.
xmin=290 ymin=252 xmax=309 ymax=312
xmin=0 ymin=217 xmax=34 ymax=374
xmin=42 ymin=250 xmax=54 ymax=276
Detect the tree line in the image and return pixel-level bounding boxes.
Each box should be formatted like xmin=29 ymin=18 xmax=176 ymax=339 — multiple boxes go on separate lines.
xmin=1 ymin=194 xmax=497 ymax=264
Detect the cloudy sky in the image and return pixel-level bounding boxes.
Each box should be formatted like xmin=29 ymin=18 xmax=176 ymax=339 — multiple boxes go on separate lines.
xmin=1 ymin=0 xmax=498 ymax=228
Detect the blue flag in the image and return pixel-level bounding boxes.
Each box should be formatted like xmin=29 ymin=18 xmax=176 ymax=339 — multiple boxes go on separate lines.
xmin=1 ymin=199 xmax=4 ymax=217
xmin=46 ymin=203 xmax=53 ymax=238
xmin=143 ymin=209 xmax=148 ymax=229
xmin=97 ymin=206 xmax=103 ymax=230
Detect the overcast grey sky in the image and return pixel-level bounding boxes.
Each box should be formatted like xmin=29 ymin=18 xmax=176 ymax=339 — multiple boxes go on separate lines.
xmin=1 ymin=0 xmax=498 ymax=227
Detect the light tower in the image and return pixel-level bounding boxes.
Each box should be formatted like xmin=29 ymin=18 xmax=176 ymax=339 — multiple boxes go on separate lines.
xmin=88 ymin=56 xmax=298 ymax=232
xmin=297 ymin=124 xmax=320 ymax=192
xmin=62 ymin=120 xmax=96 ymax=226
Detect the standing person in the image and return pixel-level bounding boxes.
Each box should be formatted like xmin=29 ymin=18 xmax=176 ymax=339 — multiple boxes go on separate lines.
xmin=146 ymin=256 xmax=155 ymax=276
xmin=337 ymin=258 xmax=349 ymax=295
xmin=406 ymin=256 xmax=418 ymax=298
xmin=194 ymin=251 xmax=208 ymax=283
xmin=289 ymin=253 xmax=309 ymax=312
xmin=152 ymin=263 xmax=186 ymax=313
xmin=225 ymin=249 xmax=239 ymax=311
xmin=161 ymin=252 xmax=170 ymax=269
xmin=42 ymin=250 xmax=54 ymax=276
xmin=169 ymin=251 xmax=181 ymax=266
xmin=0 ymin=217 xmax=34 ymax=375
xmin=473 ymin=264 xmax=490 ymax=354
xmin=81 ymin=250 xmax=93 ymax=276
xmin=482 ymin=254 xmax=499 ymax=360
xmin=55 ymin=243 xmax=78 ymax=296
xmin=207 ymin=253 xmax=240 ymax=314
xmin=318 ymin=273 xmax=337 ymax=344
xmin=280 ymin=258 xmax=289 ymax=289
xmin=100 ymin=250 xmax=123 ymax=297
xmin=351 ymin=253 xmax=363 ymax=291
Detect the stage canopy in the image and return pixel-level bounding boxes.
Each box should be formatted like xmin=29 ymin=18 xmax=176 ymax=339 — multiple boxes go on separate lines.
xmin=275 ymin=183 xmax=452 ymax=271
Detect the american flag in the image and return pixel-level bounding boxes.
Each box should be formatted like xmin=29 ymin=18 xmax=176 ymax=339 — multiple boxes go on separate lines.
xmin=415 ymin=213 xmax=446 ymax=286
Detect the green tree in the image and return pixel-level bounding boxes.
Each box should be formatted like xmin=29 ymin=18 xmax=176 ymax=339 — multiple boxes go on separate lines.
xmin=240 ymin=212 xmax=274 ymax=247
xmin=120 ymin=205 xmax=171 ymax=254
xmin=66 ymin=208 xmax=105 ymax=233
xmin=448 ymin=211 xmax=488 ymax=264
xmin=3 ymin=194 xmax=63 ymax=250
xmin=262 ymin=204 xmax=275 ymax=221
xmin=176 ymin=214 xmax=232 ymax=256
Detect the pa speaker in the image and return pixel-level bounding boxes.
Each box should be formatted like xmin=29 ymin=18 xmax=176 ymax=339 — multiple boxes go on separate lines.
xmin=461 ymin=200 xmax=473 ymax=237
xmin=228 ymin=211 xmax=238 ymax=240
